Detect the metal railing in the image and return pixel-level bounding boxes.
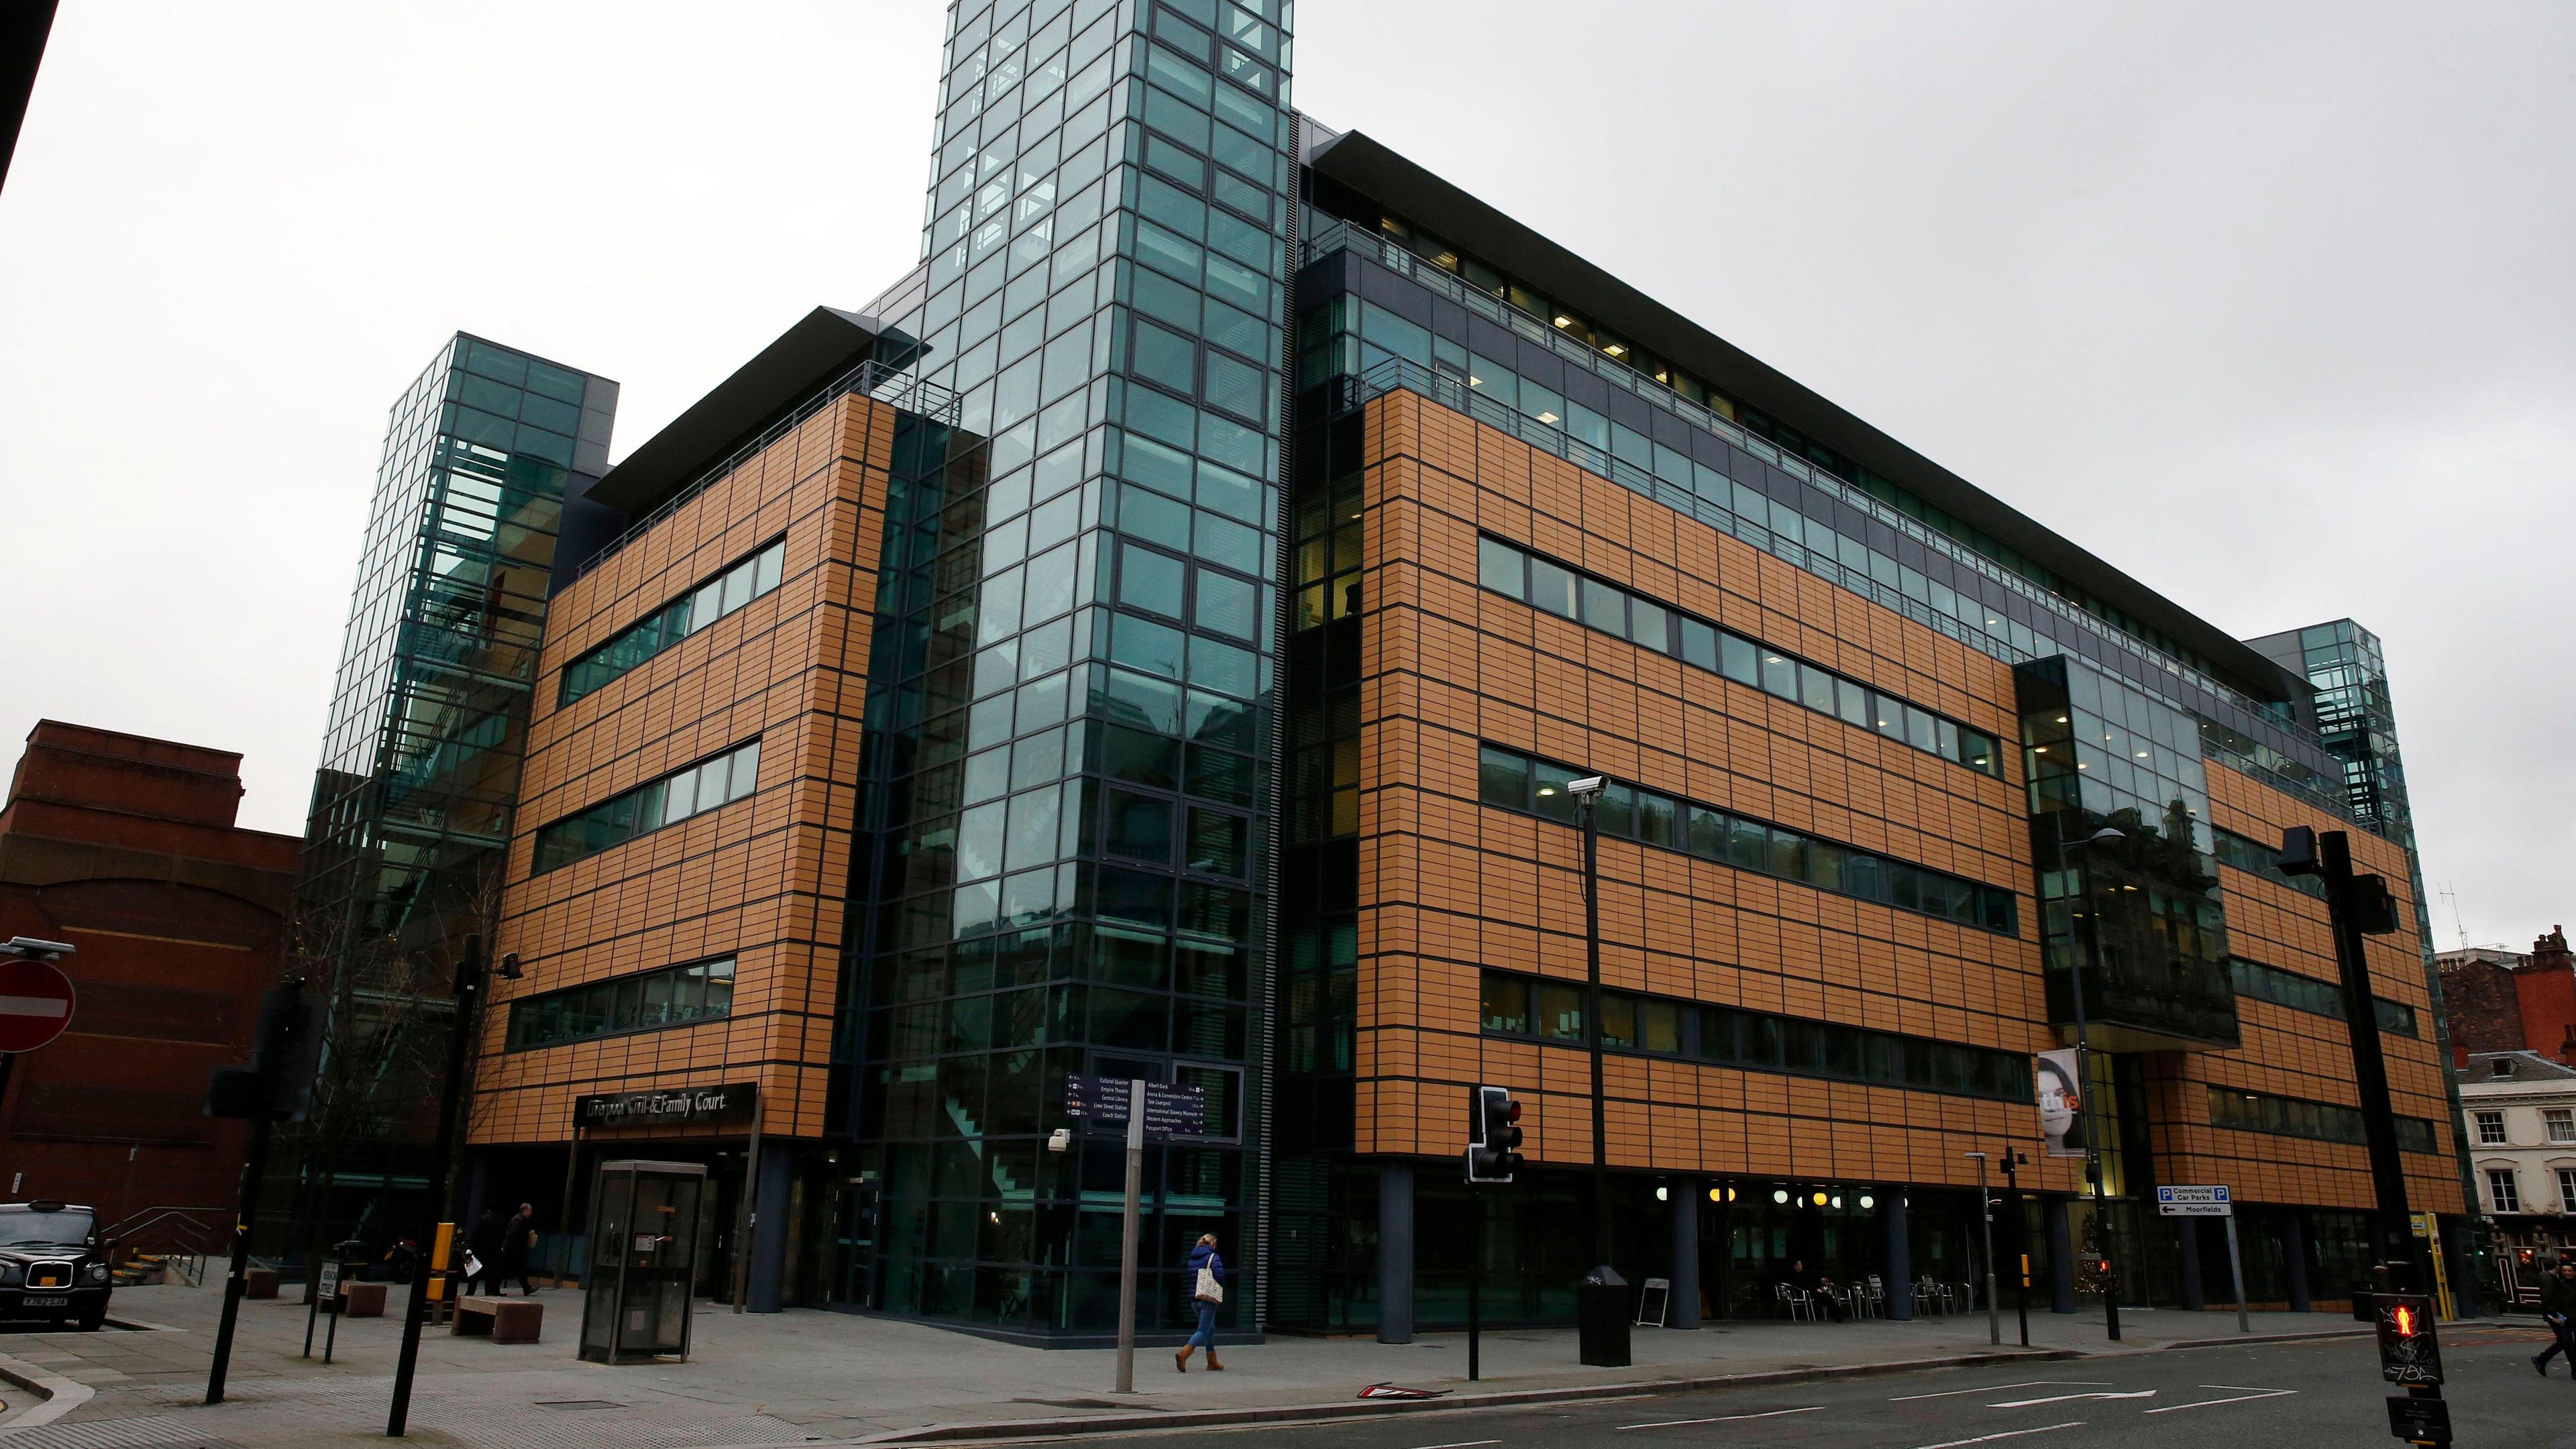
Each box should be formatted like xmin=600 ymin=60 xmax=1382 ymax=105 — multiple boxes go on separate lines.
xmin=574 ymin=360 xmax=961 ymax=583
xmin=103 ymin=1205 xmax=229 ymax=1288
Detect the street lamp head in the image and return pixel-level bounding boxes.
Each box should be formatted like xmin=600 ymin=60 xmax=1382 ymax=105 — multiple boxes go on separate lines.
xmin=1565 ymin=775 xmax=1607 ymax=799
xmin=2085 ymin=827 xmax=2125 ymax=845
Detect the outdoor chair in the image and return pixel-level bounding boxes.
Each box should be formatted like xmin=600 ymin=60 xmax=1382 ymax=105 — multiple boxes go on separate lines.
xmin=1774 ymin=1281 xmax=1817 ymax=1321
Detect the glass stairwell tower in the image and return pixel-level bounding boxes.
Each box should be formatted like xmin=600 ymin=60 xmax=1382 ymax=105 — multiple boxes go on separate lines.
xmin=290 ymin=333 xmax=616 ymax=1245
xmin=840 ymin=0 xmax=1296 ymax=1339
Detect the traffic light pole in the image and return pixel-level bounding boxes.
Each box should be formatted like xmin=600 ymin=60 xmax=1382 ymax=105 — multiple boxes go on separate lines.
xmin=1466 ymin=1189 xmax=1483 ymax=1382
xmin=203 ymin=1108 xmax=274 ymax=1405
xmin=2284 ymin=827 xmax=2426 ymax=1293
xmin=2000 ymin=1148 xmax=2029 ymax=1348
xmin=388 ymin=937 xmax=483 ymax=1438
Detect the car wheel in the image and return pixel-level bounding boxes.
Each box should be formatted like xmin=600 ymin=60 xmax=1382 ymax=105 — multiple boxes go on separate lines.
xmin=74 ymin=1309 xmax=105 ymax=1332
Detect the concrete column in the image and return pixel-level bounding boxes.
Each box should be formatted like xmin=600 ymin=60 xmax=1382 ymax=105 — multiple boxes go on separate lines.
xmin=1669 ymin=1179 xmax=1700 ymax=1329
xmin=1883 ymin=1189 xmax=1914 ymax=1321
xmin=1377 ymin=1163 xmax=1414 ymax=1344
xmin=747 ymin=1149 xmax=794 ymax=1313
xmin=2284 ymin=1212 xmax=2311 ymax=1312
xmin=2176 ymin=1216 xmax=2206 ymax=1311
xmin=2047 ymin=1198 xmax=2078 ymax=1314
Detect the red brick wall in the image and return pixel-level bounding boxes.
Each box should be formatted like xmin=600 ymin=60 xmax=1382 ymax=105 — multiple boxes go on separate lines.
xmin=0 ymin=722 xmax=300 ymax=1226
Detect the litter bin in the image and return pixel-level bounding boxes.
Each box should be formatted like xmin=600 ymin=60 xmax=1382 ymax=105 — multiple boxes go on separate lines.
xmin=1578 ymin=1265 xmax=1631 ymax=1367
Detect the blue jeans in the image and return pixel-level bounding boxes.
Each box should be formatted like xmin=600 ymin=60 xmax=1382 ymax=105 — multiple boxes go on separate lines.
xmin=1189 ymin=1299 xmax=1218 ymax=1350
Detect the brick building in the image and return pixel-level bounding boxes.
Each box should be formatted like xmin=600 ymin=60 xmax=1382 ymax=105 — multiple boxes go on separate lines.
xmin=0 ymin=722 xmax=299 ymax=1226
xmin=2440 ymin=929 xmax=2576 ymax=1060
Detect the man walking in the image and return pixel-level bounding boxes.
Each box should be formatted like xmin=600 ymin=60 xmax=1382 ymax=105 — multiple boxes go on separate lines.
xmin=502 ymin=1201 xmax=538 ymax=1296
xmin=464 ymin=1207 xmax=506 ymax=1296
xmin=2534 ymin=1258 xmax=2576 ymax=1376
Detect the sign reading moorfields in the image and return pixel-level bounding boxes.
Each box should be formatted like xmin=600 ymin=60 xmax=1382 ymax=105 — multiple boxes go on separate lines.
xmin=574 ymin=1082 xmax=756 ymax=1129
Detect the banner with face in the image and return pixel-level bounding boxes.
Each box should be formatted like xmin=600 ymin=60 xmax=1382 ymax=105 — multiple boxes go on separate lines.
xmin=2036 ymin=1048 xmax=2087 ymax=1157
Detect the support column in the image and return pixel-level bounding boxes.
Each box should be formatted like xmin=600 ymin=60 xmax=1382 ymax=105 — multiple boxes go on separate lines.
xmin=747 ymin=1150 xmax=794 ymax=1313
xmin=1669 ymin=1179 xmax=1700 ymax=1329
xmin=2047 ymin=1198 xmax=2078 ymax=1314
xmin=1884 ymin=1190 xmax=1913 ymax=1321
xmin=2284 ymin=1212 xmax=2311 ymax=1312
xmin=2176 ymin=1217 xmax=2206 ymax=1311
xmin=1377 ymin=1164 xmax=1414 ymax=1344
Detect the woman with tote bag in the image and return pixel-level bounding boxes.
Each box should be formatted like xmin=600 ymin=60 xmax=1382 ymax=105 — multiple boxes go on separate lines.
xmin=1176 ymin=1233 xmax=1226 ymax=1371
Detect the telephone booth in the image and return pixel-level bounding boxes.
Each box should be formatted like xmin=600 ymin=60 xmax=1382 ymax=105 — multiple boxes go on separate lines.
xmin=579 ymin=1160 xmax=708 ymax=1364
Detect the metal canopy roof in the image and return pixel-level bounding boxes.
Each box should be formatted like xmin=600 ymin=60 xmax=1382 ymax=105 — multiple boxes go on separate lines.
xmin=1307 ymin=129 xmax=2305 ymax=707
xmin=587 ymin=306 xmax=884 ymax=517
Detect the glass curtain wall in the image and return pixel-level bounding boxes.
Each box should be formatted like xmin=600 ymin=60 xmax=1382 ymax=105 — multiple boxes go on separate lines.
xmin=291 ymin=333 xmax=615 ymax=1249
xmin=845 ymin=0 xmax=1295 ymax=1338
xmin=2015 ymin=655 xmax=2239 ymax=1052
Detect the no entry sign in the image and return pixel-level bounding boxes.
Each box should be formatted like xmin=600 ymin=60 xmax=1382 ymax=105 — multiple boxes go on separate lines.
xmin=0 ymin=957 xmax=76 ymax=1053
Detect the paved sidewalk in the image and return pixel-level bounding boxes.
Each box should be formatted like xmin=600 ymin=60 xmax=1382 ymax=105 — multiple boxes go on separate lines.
xmin=0 ymin=1279 xmax=2375 ymax=1447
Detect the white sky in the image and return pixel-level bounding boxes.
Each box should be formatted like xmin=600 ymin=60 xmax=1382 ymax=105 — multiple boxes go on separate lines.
xmin=1 ymin=1 xmax=2567 ymax=950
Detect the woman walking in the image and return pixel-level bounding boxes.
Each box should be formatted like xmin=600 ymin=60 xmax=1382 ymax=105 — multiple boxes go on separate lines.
xmin=1176 ymin=1232 xmax=1225 ymax=1372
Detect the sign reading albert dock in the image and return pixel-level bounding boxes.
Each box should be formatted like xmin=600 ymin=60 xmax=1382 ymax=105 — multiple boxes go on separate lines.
xmin=574 ymin=1082 xmax=757 ymax=1129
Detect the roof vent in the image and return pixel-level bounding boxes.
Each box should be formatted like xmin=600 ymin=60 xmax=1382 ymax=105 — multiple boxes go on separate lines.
xmin=2493 ymin=1057 xmax=2519 ymax=1079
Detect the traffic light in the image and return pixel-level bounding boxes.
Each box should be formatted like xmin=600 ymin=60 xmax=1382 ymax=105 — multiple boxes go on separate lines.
xmin=2375 ymin=1292 xmax=2443 ymax=1386
xmin=205 ymin=977 xmax=322 ymax=1122
xmin=1465 ymin=1085 xmax=1523 ymax=1183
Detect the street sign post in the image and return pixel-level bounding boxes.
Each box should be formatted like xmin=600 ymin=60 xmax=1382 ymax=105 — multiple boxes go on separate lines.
xmin=2157 ymin=1186 xmax=2247 ymax=1332
xmin=1063 ymin=1075 xmax=1209 ymax=1394
xmin=0 ymin=955 xmax=76 ymax=1053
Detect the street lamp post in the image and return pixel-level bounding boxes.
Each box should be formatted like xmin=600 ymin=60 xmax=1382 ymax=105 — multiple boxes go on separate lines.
xmin=1568 ymin=775 xmax=1611 ymax=1271
xmin=1967 ymin=1151 xmax=1999 ymax=1346
xmin=2051 ymin=817 xmax=2125 ymax=1342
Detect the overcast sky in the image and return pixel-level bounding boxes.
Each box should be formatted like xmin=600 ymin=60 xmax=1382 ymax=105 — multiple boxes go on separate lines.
xmin=1 ymin=2 xmax=2567 ymax=950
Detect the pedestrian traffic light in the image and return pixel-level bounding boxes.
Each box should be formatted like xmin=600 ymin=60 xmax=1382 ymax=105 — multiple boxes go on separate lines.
xmin=1466 ymin=1085 xmax=1523 ymax=1183
xmin=2375 ymin=1292 xmax=2443 ymax=1385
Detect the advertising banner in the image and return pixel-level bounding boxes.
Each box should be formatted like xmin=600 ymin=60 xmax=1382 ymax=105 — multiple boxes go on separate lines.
xmin=2035 ymin=1048 xmax=2088 ymax=1157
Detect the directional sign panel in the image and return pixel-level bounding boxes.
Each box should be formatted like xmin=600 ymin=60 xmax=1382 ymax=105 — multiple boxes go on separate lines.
xmin=0 ymin=957 xmax=76 ymax=1053
xmin=2156 ymin=1184 xmax=2233 ymax=1217
xmin=1063 ymin=1074 xmax=1209 ymax=1136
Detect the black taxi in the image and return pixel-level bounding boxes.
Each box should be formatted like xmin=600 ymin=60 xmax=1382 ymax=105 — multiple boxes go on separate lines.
xmin=0 ymin=1200 xmax=113 ymax=1330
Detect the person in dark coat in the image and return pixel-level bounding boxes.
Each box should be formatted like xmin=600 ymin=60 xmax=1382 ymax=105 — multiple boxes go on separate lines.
xmin=2534 ymin=1258 xmax=2576 ymax=1375
xmin=502 ymin=1202 xmax=537 ymax=1295
xmin=465 ymin=1208 xmax=506 ymax=1295
xmin=1175 ymin=1233 xmax=1226 ymax=1372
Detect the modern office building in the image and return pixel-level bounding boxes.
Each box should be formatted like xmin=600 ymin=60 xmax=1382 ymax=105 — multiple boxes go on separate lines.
xmin=288 ymin=333 xmax=616 ymax=1245
xmin=333 ymin=0 xmax=2470 ymax=1339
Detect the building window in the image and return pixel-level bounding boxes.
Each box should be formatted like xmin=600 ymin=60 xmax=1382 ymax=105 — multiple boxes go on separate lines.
xmin=2559 ymin=1169 xmax=2576 ymax=1214
xmin=2476 ymin=1110 xmax=2508 ymax=1145
xmin=1474 ymin=743 xmax=2017 ymax=935
xmin=506 ymin=956 xmax=735 ymax=1051
xmin=2207 ymin=1086 xmax=2440 ymax=1153
xmin=2546 ymin=1108 xmax=2575 ymax=1144
xmin=2489 ymin=1168 xmax=2522 ymax=1215
xmin=1473 ymin=534 xmax=2002 ymax=777
xmin=531 ymin=738 xmax=761 ymax=873
xmin=559 ymin=538 xmax=787 ymax=706
xmin=1477 ymin=967 xmax=2032 ymax=1104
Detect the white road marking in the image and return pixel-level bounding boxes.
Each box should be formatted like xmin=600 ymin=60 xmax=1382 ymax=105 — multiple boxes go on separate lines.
xmin=1909 ymin=1422 xmax=2087 ymax=1449
xmin=1890 ymin=1381 xmax=2112 ymax=1401
xmin=1406 ymin=1441 xmax=1502 ymax=1448
xmin=1990 ymin=1390 xmax=2156 ymax=1407
xmin=1617 ymin=1405 xmax=1825 ymax=1430
xmin=2144 ymin=1386 xmax=2298 ymax=1413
